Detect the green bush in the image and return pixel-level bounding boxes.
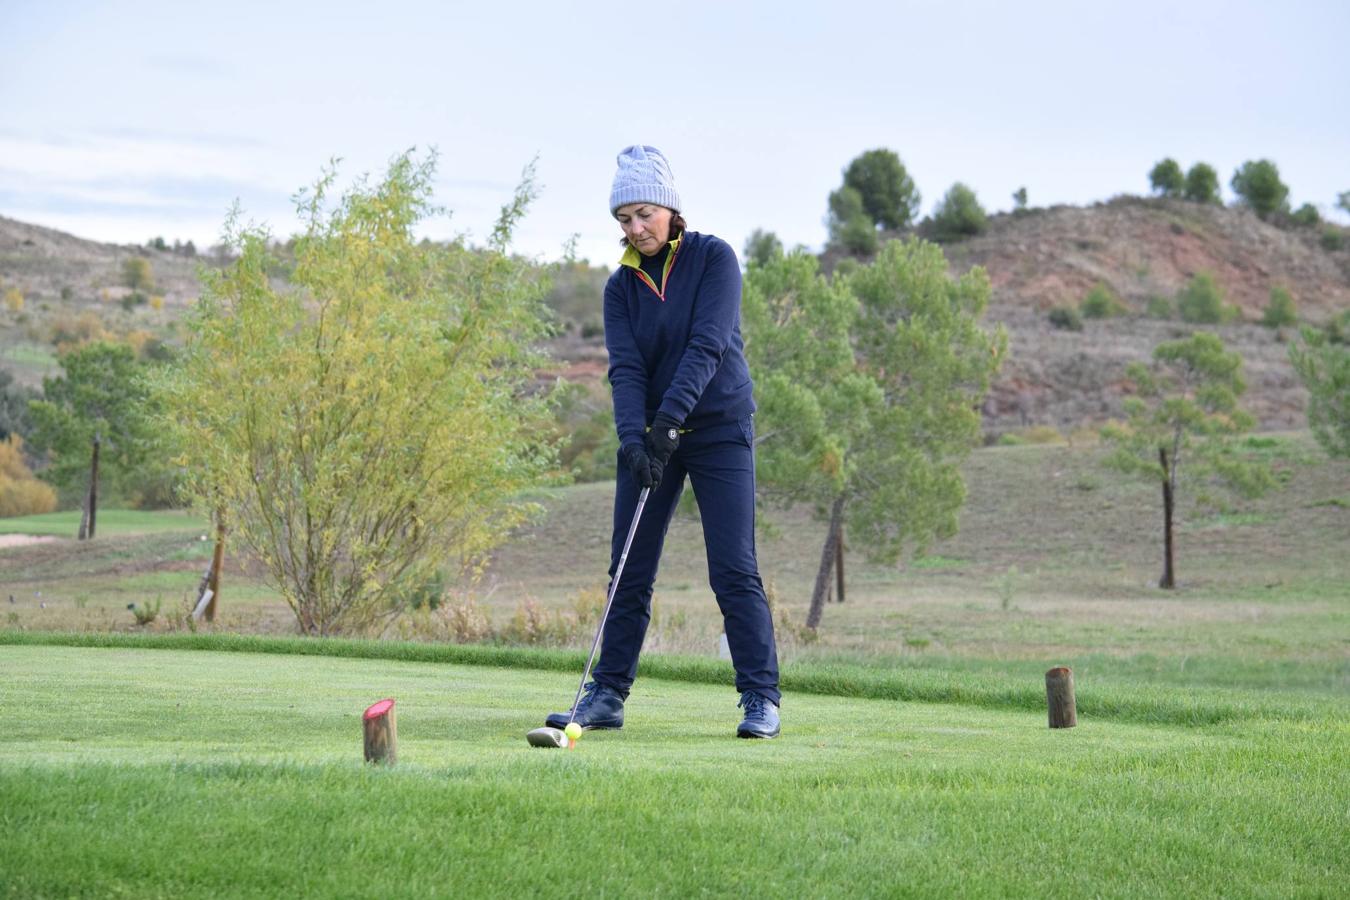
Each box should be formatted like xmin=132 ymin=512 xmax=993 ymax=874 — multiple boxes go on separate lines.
xmin=560 ymin=406 xmax=619 ymax=483
xmin=1012 ymin=187 xmax=1028 ymax=212
xmin=1184 ymin=163 xmax=1221 ymax=204
xmin=1048 ymin=306 xmax=1083 ymax=331
xmin=1320 ymin=310 xmax=1350 ymax=345
xmin=1176 ymin=272 xmax=1237 ymax=324
xmin=398 ymin=570 xmax=446 ymax=611
xmin=1289 ymin=318 xmax=1350 ymax=458
xmin=1261 ymin=287 xmax=1297 ymax=328
xmin=1291 ymin=203 xmax=1320 ymax=227
xmin=1146 ymin=295 xmax=1174 ymax=319
xmin=1231 ymin=159 xmax=1290 ymax=219
xmin=930 ymin=183 xmax=987 ymax=242
xmin=1149 ymin=158 xmax=1184 ymax=197
xmin=1081 ymin=283 xmax=1127 ymax=319
xmin=0 ymin=370 xmax=37 ymax=440
xmin=121 ymin=257 xmax=154 ymax=292
xmin=129 ymin=598 xmax=162 ymax=626
xmin=541 ymin=261 xmax=609 ymax=336
xmin=1322 ymin=228 xmax=1346 ymax=252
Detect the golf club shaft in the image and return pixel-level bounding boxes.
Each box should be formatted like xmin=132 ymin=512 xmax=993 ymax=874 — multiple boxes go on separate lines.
xmin=568 ymin=485 xmax=650 ymax=726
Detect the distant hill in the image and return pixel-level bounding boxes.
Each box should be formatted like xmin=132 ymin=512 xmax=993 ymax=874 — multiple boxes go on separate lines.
xmin=939 ymin=195 xmax=1349 ymax=319
xmin=0 ymin=215 xmax=208 ymax=307
xmin=823 ymin=196 xmax=1350 ymax=434
xmin=3 ymin=200 xmax=1347 ymax=435
xmin=0 ymin=216 xmax=213 ymax=387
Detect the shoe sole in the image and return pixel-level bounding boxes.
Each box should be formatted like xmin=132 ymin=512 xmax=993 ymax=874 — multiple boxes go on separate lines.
xmin=736 ymin=728 xmax=779 ymax=739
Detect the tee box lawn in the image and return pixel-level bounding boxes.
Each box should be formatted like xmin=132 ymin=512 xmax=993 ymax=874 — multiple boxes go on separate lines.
xmin=0 ymin=634 xmax=1345 ymax=898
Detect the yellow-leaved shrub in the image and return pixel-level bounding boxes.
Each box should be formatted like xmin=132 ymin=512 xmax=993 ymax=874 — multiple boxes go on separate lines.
xmin=0 ymin=436 xmax=58 ymax=517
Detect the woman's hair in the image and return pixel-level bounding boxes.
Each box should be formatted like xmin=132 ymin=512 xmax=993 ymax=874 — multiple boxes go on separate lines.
xmin=619 ymin=211 xmax=687 ymax=246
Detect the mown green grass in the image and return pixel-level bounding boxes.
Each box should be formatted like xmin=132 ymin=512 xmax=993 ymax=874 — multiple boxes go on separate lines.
xmin=2 ymin=436 xmax=1345 ymax=701
xmin=0 ymin=643 xmax=1345 ymax=898
xmin=6 ymin=630 xmax=1344 ymax=727
xmin=0 ymin=508 xmax=207 ymax=536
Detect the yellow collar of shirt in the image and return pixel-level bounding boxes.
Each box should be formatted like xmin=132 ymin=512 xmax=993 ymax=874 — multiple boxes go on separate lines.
xmin=618 ymin=234 xmax=682 ymax=271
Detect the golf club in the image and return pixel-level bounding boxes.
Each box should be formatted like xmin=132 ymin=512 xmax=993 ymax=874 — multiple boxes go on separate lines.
xmin=526 ymin=486 xmax=651 ymax=748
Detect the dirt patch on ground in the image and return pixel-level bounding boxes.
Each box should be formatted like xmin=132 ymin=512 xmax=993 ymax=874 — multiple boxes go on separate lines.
xmin=0 ymin=534 xmax=61 ymax=549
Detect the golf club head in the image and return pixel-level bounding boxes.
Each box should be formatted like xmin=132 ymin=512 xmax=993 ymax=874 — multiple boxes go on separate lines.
xmin=525 ymin=726 xmax=566 ymax=748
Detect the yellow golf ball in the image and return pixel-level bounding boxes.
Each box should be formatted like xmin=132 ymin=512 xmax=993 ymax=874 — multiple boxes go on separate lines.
xmin=564 ymin=722 xmax=582 ymax=741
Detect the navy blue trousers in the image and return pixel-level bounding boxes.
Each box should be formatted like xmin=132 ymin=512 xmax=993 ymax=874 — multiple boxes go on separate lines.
xmin=592 ymin=414 xmax=781 ymax=705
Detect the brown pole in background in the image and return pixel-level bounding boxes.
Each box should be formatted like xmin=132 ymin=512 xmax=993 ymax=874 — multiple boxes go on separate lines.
xmin=1159 ymin=448 xmax=1176 ymax=589
xmin=835 ymin=526 xmax=846 ymax=604
xmin=88 ymin=433 xmax=100 ymax=539
xmin=205 ymin=507 xmax=225 ymax=622
xmin=79 ymin=433 xmax=101 ymax=541
xmin=1045 ymin=667 xmax=1078 ymax=728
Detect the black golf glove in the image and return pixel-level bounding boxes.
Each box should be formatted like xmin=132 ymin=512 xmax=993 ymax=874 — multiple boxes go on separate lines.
xmin=622 ymin=443 xmax=659 ymax=489
xmin=646 ymin=413 xmax=681 ymax=467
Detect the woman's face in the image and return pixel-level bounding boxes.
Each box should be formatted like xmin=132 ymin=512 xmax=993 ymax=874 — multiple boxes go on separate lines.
xmin=616 ymin=203 xmax=674 ymax=256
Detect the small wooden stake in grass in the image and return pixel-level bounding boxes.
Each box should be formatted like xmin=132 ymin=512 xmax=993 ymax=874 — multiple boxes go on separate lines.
xmin=1045 ymin=667 xmax=1077 ymax=728
xmin=363 ymin=698 xmax=397 ymax=765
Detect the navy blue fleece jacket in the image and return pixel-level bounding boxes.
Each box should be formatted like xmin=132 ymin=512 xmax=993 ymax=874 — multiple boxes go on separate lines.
xmin=604 ymin=230 xmax=755 ymax=450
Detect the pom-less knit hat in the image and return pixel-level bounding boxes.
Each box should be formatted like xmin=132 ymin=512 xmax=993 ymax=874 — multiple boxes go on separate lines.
xmin=610 ymin=145 xmax=681 ymax=217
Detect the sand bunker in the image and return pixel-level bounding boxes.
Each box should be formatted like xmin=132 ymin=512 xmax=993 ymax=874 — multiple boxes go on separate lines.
xmin=0 ymin=534 xmax=61 ymax=549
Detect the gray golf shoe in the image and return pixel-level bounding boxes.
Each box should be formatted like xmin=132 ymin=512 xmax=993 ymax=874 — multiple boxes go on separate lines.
xmin=736 ymin=691 xmax=780 ymax=739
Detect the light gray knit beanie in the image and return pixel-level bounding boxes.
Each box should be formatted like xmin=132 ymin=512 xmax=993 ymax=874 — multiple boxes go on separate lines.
xmin=609 ymin=145 xmax=681 ymax=217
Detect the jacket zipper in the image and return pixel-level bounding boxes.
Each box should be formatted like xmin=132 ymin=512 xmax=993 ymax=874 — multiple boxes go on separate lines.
xmin=635 ymin=243 xmax=680 ymax=301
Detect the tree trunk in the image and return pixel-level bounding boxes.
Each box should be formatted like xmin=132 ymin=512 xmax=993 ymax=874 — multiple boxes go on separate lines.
xmin=79 ymin=434 xmax=100 ymax=541
xmin=362 ymin=698 xmax=397 ymax=765
xmin=1045 ymin=667 xmax=1077 ymax=728
xmin=835 ymin=525 xmax=846 ymax=604
xmin=205 ymin=507 xmax=226 ymax=622
xmin=1159 ymin=447 xmax=1175 ymax=589
xmin=805 ymin=495 xmax=846 ymax=630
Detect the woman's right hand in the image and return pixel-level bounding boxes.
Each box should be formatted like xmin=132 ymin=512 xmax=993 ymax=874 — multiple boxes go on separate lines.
xmin=622 ymin=443 xmax=660 ymax=489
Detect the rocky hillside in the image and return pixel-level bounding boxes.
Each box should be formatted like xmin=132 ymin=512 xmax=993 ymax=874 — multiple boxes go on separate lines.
xmin=938 ymin=197 xmax=1348 ymax=434
xmin=0 ymin=215 xmax=207 ymax=307
xmin=942 ymin=196 xmax=1349 ymax=319
xmin=2 ymin=200 xmax=1347 ymax=436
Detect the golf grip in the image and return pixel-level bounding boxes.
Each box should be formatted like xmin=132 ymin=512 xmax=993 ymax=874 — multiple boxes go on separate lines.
xmin=568 ymin=486 xmax=650 ymax=726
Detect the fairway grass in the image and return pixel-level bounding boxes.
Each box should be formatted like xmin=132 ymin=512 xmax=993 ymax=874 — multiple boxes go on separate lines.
xmin=1 ymin=644 xmax=1346 ymax=897
xmin=0 ymin=508 xmax=208 ymax=537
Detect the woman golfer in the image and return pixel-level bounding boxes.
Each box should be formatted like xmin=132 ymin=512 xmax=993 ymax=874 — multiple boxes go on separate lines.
xmin=545 ymin=145 xmax=781 ymax=738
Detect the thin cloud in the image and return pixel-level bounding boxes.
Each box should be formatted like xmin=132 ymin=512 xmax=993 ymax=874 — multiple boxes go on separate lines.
xmin=0 ymin=133 xmax=293 ymax=191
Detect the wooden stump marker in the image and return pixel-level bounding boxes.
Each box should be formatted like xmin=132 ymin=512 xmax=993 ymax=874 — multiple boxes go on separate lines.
xmin=1045 ymin=667 xmax=1077 ymax=728
xmin=363 ymin=698 xmax=397 ymax=764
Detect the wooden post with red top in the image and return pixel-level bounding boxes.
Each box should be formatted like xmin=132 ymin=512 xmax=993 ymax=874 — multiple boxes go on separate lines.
xmin=363 ymin=698 xmax=397 ymax=764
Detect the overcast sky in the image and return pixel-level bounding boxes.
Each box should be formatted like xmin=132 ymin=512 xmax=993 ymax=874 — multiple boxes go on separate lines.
xmin=2 ymin=0 xmax=1347 ymax=269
